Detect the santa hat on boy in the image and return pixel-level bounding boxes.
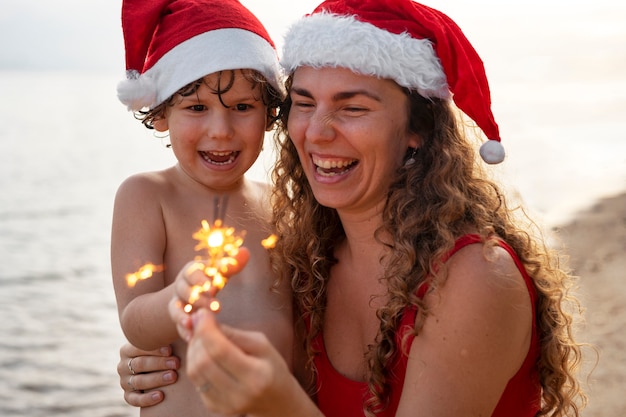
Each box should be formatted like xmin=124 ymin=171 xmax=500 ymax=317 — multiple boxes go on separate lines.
xmin=117 ymin=0 xmax=285 ymax=112
xmin=281 ymin=0 xmax=505 ymax=164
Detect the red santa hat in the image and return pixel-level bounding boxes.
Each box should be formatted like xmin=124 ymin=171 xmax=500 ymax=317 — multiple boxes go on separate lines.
xmin=117 ymin=0 xmax=285 ymax=112
xmin=281 ymin=0 xmax=505 ymax=164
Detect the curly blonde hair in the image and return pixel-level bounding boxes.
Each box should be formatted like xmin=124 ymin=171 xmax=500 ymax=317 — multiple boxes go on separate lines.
xmin=270 ymin=76 xmax=585 ymax=416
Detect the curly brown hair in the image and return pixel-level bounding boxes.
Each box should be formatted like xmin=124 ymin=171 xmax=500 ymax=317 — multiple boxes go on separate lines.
xmin=133 ymin=69 xmax=283 ymax=131
xmin=270 ymin=76 xmax=585 ymax=416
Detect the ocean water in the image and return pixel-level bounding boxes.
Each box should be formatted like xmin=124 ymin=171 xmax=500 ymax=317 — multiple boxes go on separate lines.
xmin=0 ymin=72 xmax=157 ymax=417
xmin=0 ymin=70 xmax=282 ymax=417
xmin=1 ymin=10 xmax=625 ymax=414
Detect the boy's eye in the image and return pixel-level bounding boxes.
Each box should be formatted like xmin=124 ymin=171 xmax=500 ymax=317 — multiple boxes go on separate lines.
xmin=234 ymin=103 xmax=252 ymax=111
xmin=188 ymin=104 xmax=206 ymax=112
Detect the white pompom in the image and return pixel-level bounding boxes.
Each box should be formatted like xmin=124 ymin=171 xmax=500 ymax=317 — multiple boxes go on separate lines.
xmin=117 ymin=74 xmax=157 ymax=111
xmin=479 ymin=140 xmax=505 ymax=164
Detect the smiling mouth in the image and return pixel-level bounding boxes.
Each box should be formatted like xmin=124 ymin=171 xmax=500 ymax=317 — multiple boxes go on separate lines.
xmin=312 ymin=156 xmax=358 ymax=177
xmin=199 ymin=151 xmax=239 ymax=165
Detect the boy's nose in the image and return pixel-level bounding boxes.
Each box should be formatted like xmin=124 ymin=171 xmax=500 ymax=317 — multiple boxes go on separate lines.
xmin=205 ymin=110 xmax=234 ymax=140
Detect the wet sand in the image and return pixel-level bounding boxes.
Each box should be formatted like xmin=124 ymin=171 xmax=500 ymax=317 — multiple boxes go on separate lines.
xmin=553 ymin=191 xmax=626 ymax=416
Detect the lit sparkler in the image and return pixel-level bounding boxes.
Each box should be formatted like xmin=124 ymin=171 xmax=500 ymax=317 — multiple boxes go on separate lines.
xmin=124 ymin=196 xmax=279 ymax=314
xmin=184 ymin=217 xmax=246 ymax=312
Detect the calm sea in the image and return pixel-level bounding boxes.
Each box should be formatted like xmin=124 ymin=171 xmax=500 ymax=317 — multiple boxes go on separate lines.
xmin=0 ymin=60 xmax=624 ymax=416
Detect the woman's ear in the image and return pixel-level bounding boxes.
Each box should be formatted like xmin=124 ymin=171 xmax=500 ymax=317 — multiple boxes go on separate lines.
xmin=153 ymin=117 xmax=168 ymax=132
xmin=407 ymin=132 xmax=422 ymax=149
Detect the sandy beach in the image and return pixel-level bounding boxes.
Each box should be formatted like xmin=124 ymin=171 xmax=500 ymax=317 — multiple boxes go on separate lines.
xmin=554 ymin=191 xmax=626 ymax=416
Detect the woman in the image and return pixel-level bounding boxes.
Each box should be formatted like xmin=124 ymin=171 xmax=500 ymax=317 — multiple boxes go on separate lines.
xmin=120 ymin=1 xmax=585 ymax=416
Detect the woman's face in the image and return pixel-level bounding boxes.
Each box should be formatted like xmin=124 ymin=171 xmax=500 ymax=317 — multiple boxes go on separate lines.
xmin=288 ymin=66 xmax=419 ymax=215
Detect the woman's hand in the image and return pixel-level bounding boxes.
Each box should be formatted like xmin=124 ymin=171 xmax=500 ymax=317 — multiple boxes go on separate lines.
xmin=117 ymin=342 xmax=180 ymax=407
xmin=186 ymin=308 xmax=323 ymax=416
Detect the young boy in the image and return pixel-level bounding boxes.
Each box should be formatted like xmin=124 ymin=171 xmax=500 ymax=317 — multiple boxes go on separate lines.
xmin=111 ymin=1 xmax=292 ymax=416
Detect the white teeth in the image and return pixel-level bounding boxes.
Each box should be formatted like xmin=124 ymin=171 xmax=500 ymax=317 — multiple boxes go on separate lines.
xmin=312 ymin=156 xmax=357 ymax=177
xmin=312 ymin=157 xmax=356 ymax=169
xmin=200 ymin=151 xmax=237 ymax=165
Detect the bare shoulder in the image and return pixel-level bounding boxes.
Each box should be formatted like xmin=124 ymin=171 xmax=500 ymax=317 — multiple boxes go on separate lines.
xmin=113 ymin=169 xmax=183 ymax=214
xmin=443 ymin=241 xmax=529 ymax=301
xmin=424 ymin=240 xmax=533 ymax=365
xmin=244 ymin=179 xmax=272 ymax=202
xmin=115 ymin=169 xmax=175 ymax=198
xmin=246 ymin=178 xmax=272 ymax=192
xmin=423 ymin=239 xmax=535 ymax=369
xmin=239 ymin=178 xmax=272 ymax=221
xmin=397 ymin=241 xmax=534 ymax=415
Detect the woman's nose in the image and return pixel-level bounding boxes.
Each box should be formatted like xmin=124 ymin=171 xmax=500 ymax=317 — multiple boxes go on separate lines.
xmin=306 ymin=110 xmax=336 ymax=143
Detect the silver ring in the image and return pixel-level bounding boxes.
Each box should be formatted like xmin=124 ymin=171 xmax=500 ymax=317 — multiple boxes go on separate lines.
xmin=197 ymin=381 xmax=212 ymax=393
xmin=128 ymin=357 xmax=136 ymax=375
xmin=128 ymin=374 xmax=137 ymax=391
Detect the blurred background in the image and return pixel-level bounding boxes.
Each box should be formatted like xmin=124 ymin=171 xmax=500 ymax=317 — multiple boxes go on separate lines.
xmin=1 ymin=1 xmax=624 ymax=416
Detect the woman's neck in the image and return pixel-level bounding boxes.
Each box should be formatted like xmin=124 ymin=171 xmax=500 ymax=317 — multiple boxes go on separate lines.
xmin=335 ymin=205 xmax=391 ymax=265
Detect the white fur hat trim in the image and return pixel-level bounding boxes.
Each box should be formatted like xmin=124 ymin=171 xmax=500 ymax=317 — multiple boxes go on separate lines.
xmin=281 ymin=12 xmax=450 ymax=99
xmin=118 ymin=28 xmax=285 ymax=111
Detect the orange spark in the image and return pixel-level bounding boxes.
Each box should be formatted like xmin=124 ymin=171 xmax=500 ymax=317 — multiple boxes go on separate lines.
xmin=126 ymin=263 xmax=164 ymax=287
xmin=192 ymin=219 xmax=245 ymax=258
xmin=261 ymin=234 xmax=278 ymax=249
xmin=184 ymin=219 xmax=246 ymax=312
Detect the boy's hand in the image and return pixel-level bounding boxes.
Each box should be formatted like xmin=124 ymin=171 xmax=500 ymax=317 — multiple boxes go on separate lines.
xmin=169 ymin=248 xmax=250 ymax=342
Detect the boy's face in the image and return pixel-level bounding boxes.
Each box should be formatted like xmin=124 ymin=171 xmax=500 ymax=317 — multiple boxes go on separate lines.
xmin=154 ymin=71 xmax=269 ymax=191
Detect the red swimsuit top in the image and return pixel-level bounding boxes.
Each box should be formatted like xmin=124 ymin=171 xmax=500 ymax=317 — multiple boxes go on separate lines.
xmin=312 ymin=235 xmax=541 ymax=417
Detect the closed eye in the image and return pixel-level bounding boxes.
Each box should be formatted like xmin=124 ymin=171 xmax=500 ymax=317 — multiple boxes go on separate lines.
xmin=292 ymin=100 xmax=315 ymax=109
xmin=343 ymin=106 xmax=367 ymax=113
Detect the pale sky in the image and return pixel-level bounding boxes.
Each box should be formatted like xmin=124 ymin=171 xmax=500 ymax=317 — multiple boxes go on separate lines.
xmin=0 ymin=0 xmax=610 ymax=74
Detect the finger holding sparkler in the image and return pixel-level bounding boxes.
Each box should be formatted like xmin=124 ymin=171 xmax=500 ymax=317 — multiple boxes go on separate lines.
xmin=169 ymin=249 xmax=250 ymax=342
